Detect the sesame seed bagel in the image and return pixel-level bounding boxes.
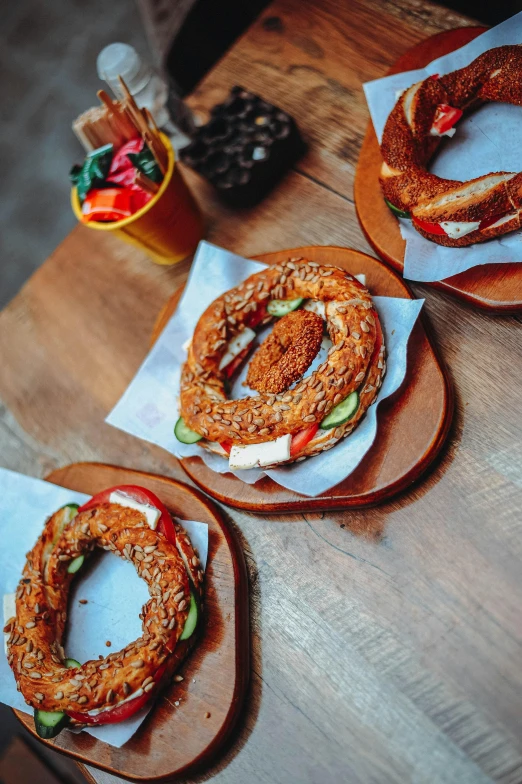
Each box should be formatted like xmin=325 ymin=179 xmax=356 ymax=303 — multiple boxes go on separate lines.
xmin=5 ymin=503 xmax=203 ymax=718
xmin=380 ymin=45 xmax=522 ymax=246
xmin=179 ymin=258 xmax=385 ymax=463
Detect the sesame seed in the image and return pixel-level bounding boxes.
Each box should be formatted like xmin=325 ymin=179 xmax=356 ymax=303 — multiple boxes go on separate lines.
xmin=29 ymin=672 xmax=42 ymax=679
xmin=54 ymin=691 xmax=64 ymax=699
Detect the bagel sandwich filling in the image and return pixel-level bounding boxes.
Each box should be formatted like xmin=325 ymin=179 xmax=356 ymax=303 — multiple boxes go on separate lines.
xmin=4 ymin=485 xmax=204 ymax=739
xmin=175 ymin=258 xmax=386 ymax=469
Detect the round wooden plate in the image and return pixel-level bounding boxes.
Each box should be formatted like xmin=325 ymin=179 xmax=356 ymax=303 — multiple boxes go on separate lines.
xmin=152 ymin=246 xmax=453 ymax=513
xmin=14 ymin=462 xmax=249 ymax=782
xmin=354 ymin=26 xmax=522 ymax=314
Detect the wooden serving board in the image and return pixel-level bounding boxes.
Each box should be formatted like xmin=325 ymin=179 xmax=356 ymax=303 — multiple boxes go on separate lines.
xmin=152 ymin=246 xmax=453 ymax=513
xmin=14 ymin=463 xmax=249 ymax=782
xmin=354 ymin=27 xmax=522 ymax=314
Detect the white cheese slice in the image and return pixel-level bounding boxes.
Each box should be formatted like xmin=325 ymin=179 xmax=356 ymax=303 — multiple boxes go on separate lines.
xmin=303 ymin=300 xmax=326 ymax=319
xmin=109 ymin=492 xmax=161 ymax=529
xmin=229 ymin=434 xmax=292 ymax=470
xmin=218 ymin=328 xmax=256 ymax=370
xmin=354 ymin=274 xmax=366 ymax=286
xmin=439 ymin=220 xmax=481 ymax=239
xmin=430 ymin=126 xmax=457 ymax=138
xmin=182 ymin=337 xmax=192 ymax=352
xmin=3 ymin=593 xmax=16 ymax=655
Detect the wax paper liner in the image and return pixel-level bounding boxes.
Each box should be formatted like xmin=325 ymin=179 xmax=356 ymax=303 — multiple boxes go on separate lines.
xmin=0 ymin=468 xmax=208 ymax=748
xmin=363 ymin=12 xmax=522 ymax=282
xmin=107 ymin=241 xmax=424 ymax=497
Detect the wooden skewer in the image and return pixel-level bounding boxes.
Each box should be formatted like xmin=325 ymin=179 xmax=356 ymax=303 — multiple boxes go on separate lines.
xmin=134 ymin=171 xmax=160 ymax=195
xmin=117 ymin=76 xmax=168 ymax=173
xmin=144 ymin=107 xmax=161 ymax=139
xmin=97 ymin=89 xmax=117 ymax=112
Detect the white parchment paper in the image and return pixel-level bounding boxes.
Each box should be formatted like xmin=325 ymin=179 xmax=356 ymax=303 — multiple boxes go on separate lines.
xmin=0 ymin=468 xmax=208 ymax=748
xmin=363 ymin=12 xmax=522 ymax=282
xmin=107 ymin=241 xmax=424 ymax=497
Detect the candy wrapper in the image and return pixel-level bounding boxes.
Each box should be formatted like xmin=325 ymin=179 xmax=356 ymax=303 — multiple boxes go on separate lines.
xmin=107 ymin=242 xmax=423 ymax=497
xmin=363 ymin=13 xmax=522 ymax=283
xmin=0 ymin=468 xmax=208 ymax=748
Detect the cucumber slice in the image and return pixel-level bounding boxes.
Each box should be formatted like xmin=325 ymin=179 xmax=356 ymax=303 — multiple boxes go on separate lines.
xmin=384 ymin=199 xmax=410 ymax=219
xmin=174 ymin=416 xmax=203 ymax=444
xmin=267 ymin=297 xmax=303 ymax=317
xmin=34 ymin=709 xmax=69 ymax=739
xmin=67 ymin=555 xmax=84 ymax=574
xmin=320 ymin=391 xmax=359 ymax=430
xmin=180 ymin=591 xmax=199 ymax=641
xmin=65 ymin=658 xmax=81 ymax=668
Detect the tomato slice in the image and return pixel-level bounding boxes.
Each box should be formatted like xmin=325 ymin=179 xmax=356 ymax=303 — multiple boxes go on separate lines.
xmin=412 ymin=216 xmax=447 ymax=235
xmin=478 ymin=212 xmax=508 ymax=231
xmin=67 ymin=663 xmax=167 ymax=725
xmin=431 ymin=104 xmax=463 ymax=135
xmin=245 ymin=303 xmax=268 ymax=329
xmin=219 ymin=440 xmax=233 ymax=455
xmin=78 ymin=485 xmax=176 ymax=545
xmin=290 ymin=424 xmax=319 ymax=456
xmin=225 ymin=346 xmax=252 ymax=379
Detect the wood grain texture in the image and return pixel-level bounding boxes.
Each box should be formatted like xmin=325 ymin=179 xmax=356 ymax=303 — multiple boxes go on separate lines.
xmin=354 ymin=27 xmax=522 ymax=313
xmin=152 ymin=246 xmax=453 ymax=512
xmin=1 ymin=0 xmax=522 ymax=782
xmin=14 ymin=463 xmax=249 ymax=782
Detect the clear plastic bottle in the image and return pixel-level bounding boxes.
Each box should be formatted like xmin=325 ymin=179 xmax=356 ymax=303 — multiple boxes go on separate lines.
xmin=96 ymin=42 xmax=192 ymax=152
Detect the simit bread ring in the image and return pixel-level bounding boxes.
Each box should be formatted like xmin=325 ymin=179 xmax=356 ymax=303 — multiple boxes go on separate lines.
xmin=246 ymin=309 xmax=324 ymax=393
xmin=5 ymin=486 xmax=203 ymax=736
xmin=380 ymin=45 xmax=522 ymax=246
xmin=176 ymin=258 xmax=385 ymax=469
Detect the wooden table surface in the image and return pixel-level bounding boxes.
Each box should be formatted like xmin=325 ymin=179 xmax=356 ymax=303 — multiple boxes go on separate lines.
xmin=1 ymin=1 xmax=522 ymax=783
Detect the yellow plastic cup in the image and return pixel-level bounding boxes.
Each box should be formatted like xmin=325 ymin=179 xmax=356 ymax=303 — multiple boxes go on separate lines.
xmin=71 ymin=134 xmax=204 ymax=265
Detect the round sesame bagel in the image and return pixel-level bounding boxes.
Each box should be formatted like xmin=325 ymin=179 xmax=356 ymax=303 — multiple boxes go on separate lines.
xmin=380 ymin=45 xmax=522 ymax=246
xmin=5 ymin=502 xmax=203 ymax=719
xmin=246 ymin=309 xmax=324 ymax=394
xmin=179 ymin=258 xmax=385 ymax=464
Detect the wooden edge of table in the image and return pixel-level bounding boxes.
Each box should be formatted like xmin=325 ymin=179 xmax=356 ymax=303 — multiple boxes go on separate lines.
xmin=13 ymin=462 xmax=250 ymax=782
xmin=354 ymin=26 xmax=522 ymax=315
xmin=151 ymin=245 xmax=453 ymax=513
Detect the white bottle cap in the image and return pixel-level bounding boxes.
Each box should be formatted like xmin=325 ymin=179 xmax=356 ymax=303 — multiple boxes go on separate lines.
xmin=97 ymin=43 xmax=150 ymax=97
